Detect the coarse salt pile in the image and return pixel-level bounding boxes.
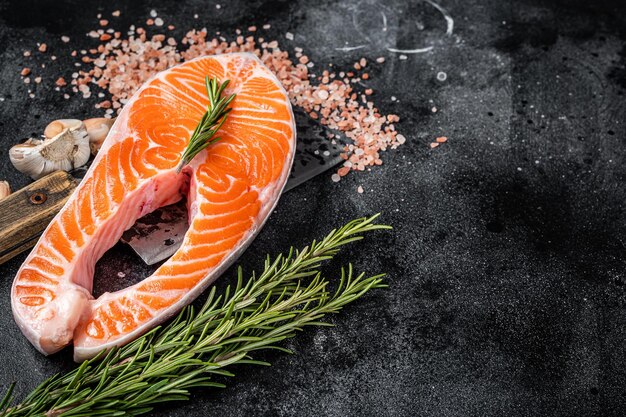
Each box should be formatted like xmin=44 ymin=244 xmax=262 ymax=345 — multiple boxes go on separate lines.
xmin=25 ymin=16 xmax=405 ymax=179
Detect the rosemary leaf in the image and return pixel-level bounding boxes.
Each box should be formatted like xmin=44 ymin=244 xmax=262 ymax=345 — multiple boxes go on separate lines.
xmin=176 ymin=77 xmax=236 ymax=173
xmin=1 ymin=215 xmax=390 ymax=416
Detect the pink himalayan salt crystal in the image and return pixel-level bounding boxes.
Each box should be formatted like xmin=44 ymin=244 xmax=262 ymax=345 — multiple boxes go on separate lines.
xmin=67 ymin=26 xmax=404 ymax=179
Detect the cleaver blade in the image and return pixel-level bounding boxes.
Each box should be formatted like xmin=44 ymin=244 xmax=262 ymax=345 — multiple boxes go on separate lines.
xmin=121 ymin=108 xmax=344 ymax=265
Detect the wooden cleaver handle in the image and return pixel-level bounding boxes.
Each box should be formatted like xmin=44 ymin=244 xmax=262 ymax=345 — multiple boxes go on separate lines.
xmin=0 ymin=171 xmax=77 ymax=265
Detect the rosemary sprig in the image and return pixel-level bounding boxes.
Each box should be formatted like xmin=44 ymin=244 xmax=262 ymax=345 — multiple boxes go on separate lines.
xmin=176 ymin=77 xmax=236 ymax=173
xmin=1 ymin=215 xmax=390 ymax=417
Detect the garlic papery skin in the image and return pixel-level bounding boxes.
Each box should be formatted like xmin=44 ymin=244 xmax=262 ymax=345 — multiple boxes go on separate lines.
xmin=0 ymin=181 xmax=10 ymax=200
xmin=10 ymin=123 xmax=90 ymax=180
xmin=83 ymin=118 xmax=115 ymax=156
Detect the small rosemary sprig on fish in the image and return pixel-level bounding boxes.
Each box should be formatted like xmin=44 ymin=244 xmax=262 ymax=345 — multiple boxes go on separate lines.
xmin=176 ymin=77 xmax=236 ymax=172
xmin=0 ymin=215 xmax=390 ymax=417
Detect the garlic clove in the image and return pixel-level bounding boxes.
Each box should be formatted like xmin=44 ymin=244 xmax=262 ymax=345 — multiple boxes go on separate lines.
xmin=10 ymin=142 xmax=49 ymax=179
xmin=43 ymin=119 xmax=83 ymax=139
xmin=10 ymin=122 xmax=91 ymax=180
xmin=0 ymin=181 xmax=10 ymax=200
xmin=83 ymin=117 xmax=115 ymax=156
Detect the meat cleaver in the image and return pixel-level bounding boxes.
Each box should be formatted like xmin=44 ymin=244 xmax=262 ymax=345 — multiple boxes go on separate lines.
xmin=0 ymin=107 xmax=343 ymax=266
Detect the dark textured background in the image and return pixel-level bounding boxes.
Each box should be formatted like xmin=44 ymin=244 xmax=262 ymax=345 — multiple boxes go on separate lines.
xmin=1 ymin=0 xmax=626 ymax=415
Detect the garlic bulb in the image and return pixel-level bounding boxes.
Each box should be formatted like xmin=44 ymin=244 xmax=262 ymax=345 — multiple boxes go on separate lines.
xmin=0 ymin=181 xmax=10 ymax=200
xmin=83 ymin=117 xmax=115 ymax=156
xmin=10 ymin=120 xmax=90 ymax=180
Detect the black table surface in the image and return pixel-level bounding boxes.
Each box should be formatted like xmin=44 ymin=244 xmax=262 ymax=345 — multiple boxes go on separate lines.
xmin=1 ymin=0 xmax=626 ymax=415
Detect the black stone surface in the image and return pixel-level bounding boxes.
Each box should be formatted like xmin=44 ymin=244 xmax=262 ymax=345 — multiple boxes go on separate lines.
xmin=1 ymin=0 xmax=626 ymax=415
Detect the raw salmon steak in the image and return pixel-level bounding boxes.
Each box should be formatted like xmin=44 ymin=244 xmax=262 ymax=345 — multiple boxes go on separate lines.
xmin=11 ymin=53 xmax=296 ymax=361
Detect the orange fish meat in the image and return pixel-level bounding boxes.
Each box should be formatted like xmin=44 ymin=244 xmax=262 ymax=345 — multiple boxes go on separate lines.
xmin=11 ymin=53 xmax=296 ymax=361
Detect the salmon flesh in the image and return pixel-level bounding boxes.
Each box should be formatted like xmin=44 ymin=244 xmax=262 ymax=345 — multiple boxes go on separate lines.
xmin=11 ymin=53 xmax=296 ymax=361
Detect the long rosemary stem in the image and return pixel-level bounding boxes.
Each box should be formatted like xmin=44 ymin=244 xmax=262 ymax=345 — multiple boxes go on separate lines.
xmin=176 ymin=77 xmax=236 ymax=173
xmin=0 ymin=215 xmax=390 ymax=417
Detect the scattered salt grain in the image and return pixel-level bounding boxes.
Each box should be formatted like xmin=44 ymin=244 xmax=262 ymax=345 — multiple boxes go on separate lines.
xmin=117 ymin=271 xmax=126 ymax=278
xmin=154 ymin=17 xmax=164 ymax=27
xmin=23 ymin=50 xmax=31 ymax=57
xmin=38 ymin=43 xmax=47 ymax=53
xmin=23 ymin=77 xmax=30 ymax=84
xmin=331 ymin=174 xmax=341 ymax=182
xmin=149 ymin=9 xmax=157 ymax=18
xmin=248 ymin=26 xmax=256 ymax=32
xmin=55 ymin=77 xmax=67 ymax=87
xmin=112 ymin=10 xmax=120 ymax=17
xmin=399 ymin=54 xmax=407 ymax=60
xmin=357 ymin=186 xmax=364 ymax=194
xmin=20 ymin=67 xmax=31 ymax=76
xmin=99 ymin=19 xmax=108 ymax=26
xmin=56 ymin=19 xmax=405 ymax=181
xmin=263 ymin=24 xmax=271 ymax=29
xmin=430 ymin=142 xmax=439 ymax=149
xmin=436 ymin=71 xmax=447 ymax=81
xmin=376 ymin=57 xmax=385 ymax=63
xmin=61 ymin=36 xmax=70 ymax=43
xmin=34 ymin=77 xmax=41 ymax=84
xmin=216 ymin=4 xmax=221 ymax=9
xmin=436 ymin=136 xmax=447 ymax=143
